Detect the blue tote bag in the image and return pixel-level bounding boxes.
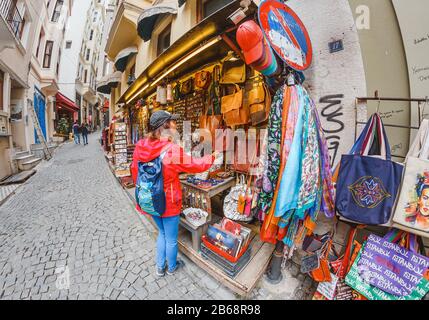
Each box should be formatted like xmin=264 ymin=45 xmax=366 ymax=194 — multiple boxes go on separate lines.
xmin=335 ymin=114 xmax=404 ymax=225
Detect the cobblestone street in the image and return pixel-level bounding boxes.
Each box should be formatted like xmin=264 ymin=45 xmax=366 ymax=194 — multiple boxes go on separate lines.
xmin=0 ymin=133 xmax=240 ymax=300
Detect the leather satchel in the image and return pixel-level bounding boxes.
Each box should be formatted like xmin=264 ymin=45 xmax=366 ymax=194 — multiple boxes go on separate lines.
xmin=195 ymin=71 xmax=212 ymax=90
xmin=199 ymin=103 xmax=222 ymax=147
xmin=221 ymin=85 xmax=248 ymax=127
xmin=180 ymin=77 xmax=194 ymax=95
xmin=220 ymin=60 xmax=246 ymax=84
xmin=249 ymin=82 xmax=271 ymax=126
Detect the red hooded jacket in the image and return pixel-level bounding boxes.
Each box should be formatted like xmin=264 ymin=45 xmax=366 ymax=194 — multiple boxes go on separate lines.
xmin=131 ymin=138 xmax=214 ymax=218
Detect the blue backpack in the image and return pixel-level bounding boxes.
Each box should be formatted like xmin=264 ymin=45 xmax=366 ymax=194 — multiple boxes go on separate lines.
xmin=135 ymin=148 xmax=170 ymax=216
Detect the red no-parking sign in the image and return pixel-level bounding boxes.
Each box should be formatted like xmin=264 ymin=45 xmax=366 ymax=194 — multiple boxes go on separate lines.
xmin=258 ymin=0 xmax=313 ymax=71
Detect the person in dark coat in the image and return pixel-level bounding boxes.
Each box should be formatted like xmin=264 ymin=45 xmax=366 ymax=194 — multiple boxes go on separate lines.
xmin=72 ymin=121 xmax=81 ymax=144
xmin=81 ymin=123 xmax=89 ymax=145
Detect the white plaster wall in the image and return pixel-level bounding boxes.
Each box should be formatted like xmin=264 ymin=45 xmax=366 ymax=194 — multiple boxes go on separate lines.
xmin=59 ymin=0 xmax=92 ymax=101
xmin=286 ymin=0 xmax=367 ymax=168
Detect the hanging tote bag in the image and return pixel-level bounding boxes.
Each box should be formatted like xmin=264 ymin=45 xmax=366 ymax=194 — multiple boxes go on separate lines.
xmin=221 ymin=85 xmax=248 ymax=126
xmin=199 ymin=103 xmax=222 ymax=147
xmin=392 ymin=119 xmax=429 ymax=237
xmin=219 ymin=60 xmax=246 ymax=84
xmin=345 ymin=230 xmax=429 ymax=300
xmin=335 ymin=114 xmax=404 ymax=225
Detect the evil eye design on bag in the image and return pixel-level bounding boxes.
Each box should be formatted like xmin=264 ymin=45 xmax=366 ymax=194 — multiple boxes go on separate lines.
xmin=348 ymin=176 xmax=391 ymax=209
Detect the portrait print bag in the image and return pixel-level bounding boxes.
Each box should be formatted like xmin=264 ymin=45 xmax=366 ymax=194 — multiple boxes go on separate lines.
xmin=335 ymin=113 xmax=404 ymax=225
xmin=392 ymin=119 xmax=429 ymax=237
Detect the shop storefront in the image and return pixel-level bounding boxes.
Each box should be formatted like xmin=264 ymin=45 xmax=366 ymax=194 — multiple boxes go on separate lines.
xmin=102 ymin=0 xmax=429 ymax=300
xmin=54 ymin=92 xmax=79 ymax=138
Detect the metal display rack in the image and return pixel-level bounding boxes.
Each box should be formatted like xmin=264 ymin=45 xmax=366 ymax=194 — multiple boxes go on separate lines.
xmin=355 ymin=91 xmax=429 ymax=159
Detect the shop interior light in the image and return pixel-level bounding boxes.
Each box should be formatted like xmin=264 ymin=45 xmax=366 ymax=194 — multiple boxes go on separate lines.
xmin=150 ymin=36 xmax=222 ymax=88
xmin=127 ymin=84 xmax=150 ymax=104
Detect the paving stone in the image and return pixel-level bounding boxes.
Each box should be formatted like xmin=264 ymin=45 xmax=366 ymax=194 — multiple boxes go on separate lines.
xmin=0 ymin=133 xmax=237 ymax=301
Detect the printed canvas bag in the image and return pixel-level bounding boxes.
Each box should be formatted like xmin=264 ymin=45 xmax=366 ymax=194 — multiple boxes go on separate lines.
xmin=392 ymin=119 xmax=429 ymax=237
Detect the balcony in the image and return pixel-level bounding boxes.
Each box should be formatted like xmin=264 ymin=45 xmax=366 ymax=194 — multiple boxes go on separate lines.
xmin=0 ymin=0 xmax=24 ymax=40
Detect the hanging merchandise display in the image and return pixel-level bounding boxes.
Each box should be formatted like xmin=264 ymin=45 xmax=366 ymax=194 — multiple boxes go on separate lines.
xmin=180 ymin=77 xmax=194 ymax=96
xmin=311 ymin=225 xmax=363 ymax=300
xmin=236 ymin=20 xmax=279 ymax=77
xmin=258 ymin=0 xmax=313 ymax=71
xmin=220 ymin=59 xmax=246 ymax=84
xmin=345 ymin=229 xmax=429 ymax=300
xmin=392 ymin=119 xmax=429 ymax=237
xmin=195 ymin=70 xmax=212 ymax=90
xmin=166 ymin=83 xmax=173 ymax=102
xmin=221 ymin=84 xmax=247 ymax=126
xmin=257 ymin=83 xmax=334 ymax=249
xmin=224 ymin=175 xmax=254 ymax=223
xmin=156 ymin=85 xmax=167 ymax=105
xmin=248 ymin=77 xmax=272 ymax=125
xmin=335 ymin=113 xmax=404 ymax=226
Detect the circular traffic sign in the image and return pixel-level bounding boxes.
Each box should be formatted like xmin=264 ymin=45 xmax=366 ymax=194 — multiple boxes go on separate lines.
xmin=258 ymin=0 xmax=313 ymax=71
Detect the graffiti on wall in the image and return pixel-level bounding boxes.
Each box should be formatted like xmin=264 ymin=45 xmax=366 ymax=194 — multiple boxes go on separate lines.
xmin=319 ymin=94 xmax=345 ymax=167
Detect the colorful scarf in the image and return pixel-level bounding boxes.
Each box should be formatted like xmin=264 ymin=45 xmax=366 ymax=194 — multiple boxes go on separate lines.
xmin=274 ymin=86 xmax=307 ymax=217
xmin=257 ymin=85 xmax=286 ymax=218
xmin=310 ymin=95 xmax=335 ymax=218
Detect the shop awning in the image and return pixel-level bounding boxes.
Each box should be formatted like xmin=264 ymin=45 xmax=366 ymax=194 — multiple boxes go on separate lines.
xmin=96 ymin=71 xmax=122 ymax=94
xmin=55 ymin=92 xmax=79 ymax=113
xmin=114 ymin=46 xmax=138 ymax=72
xmin=137 ymin=2 xmax=178 ymax=42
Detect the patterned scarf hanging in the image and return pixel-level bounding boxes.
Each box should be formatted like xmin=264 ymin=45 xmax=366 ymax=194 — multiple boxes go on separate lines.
xmin=257 ymin=85 xmax=287 ymax=218
xmin=311 ymin=97 xmax=336 ymax=218
xmin=258 ymin=84 xmax=335 ymax=249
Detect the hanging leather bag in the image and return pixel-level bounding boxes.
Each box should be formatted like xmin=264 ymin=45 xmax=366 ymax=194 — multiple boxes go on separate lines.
xmin=180 ymin=77 xmax=194 ymax=96
xmin=221 ymin=85 xmax=249 ymax=126
xmin=220 ymin=60 xmax=246 ymax=84
xmin=199 ymin=102 xmax=222 ymax=147
xmin=249 ymin=82 xmax=271 ymax=125
xmin=195 ymin=70 xmax=212 ymax=90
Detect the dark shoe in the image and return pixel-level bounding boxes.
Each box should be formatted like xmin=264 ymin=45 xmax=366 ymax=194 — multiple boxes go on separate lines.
xmin=167 ymin=259 xmax=185 ymax=275
xmin=156 ymin=265 xmax=167 ymax=277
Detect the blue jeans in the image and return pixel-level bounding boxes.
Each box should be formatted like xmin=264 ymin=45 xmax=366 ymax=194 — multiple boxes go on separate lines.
xmin=82 ymin=134 xmax=88 ymax=145
xmin=74 ymin=133 xmax=80 ymax=144
xmin=152 ymin=215 xmax=180 ymax=271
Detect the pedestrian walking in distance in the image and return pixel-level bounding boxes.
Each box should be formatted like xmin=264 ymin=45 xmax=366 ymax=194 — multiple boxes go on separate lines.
xmin=72 ymin=121 xmax=81 ymax=144
xmin=131 ymin=110 xmax=217 ymax=277
xmin=81 ymin=122 xmax=89 ymax=145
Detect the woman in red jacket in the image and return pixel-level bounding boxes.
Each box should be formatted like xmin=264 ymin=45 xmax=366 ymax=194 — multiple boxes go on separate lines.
xmin=131 ymin=110 xmax=215 ymax=277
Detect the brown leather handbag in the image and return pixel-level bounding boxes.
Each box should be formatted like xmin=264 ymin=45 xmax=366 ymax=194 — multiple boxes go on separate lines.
xmin=180 ymin=77 xmax=194 ymax=95
xmin=199 ymin=103 xmax=222 ymax=146
xmin=221 ymin=85 xmax=249 ymax=127
xmin=195 ymin=71 xmax=212 ymax=90
xmin=249 ymin=82 xmax=271 ymax=126
xmin=220 ymin=60 xmax=246 ymax=84
xmin=233 ymin=130 xmax=259 ymax=173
